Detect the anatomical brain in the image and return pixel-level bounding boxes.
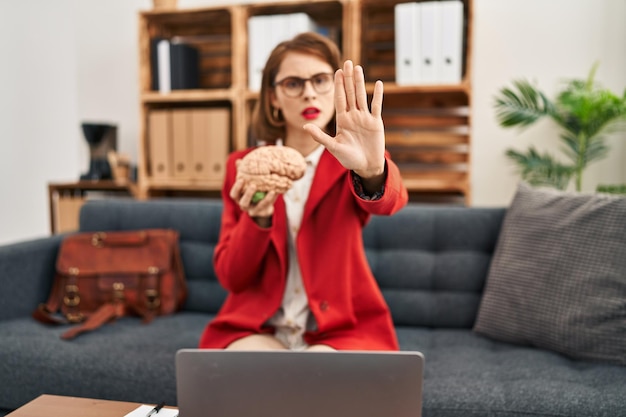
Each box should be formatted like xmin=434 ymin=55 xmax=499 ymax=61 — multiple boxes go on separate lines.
xmin=236 ymin=145 xmax=307 ymax=197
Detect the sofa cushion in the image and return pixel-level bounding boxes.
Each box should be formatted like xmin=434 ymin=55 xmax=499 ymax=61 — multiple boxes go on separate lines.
xmin=474 ymin=183 xmax=626 ymax=365
xmin=364 ymin=205 xmax=505 ymax=328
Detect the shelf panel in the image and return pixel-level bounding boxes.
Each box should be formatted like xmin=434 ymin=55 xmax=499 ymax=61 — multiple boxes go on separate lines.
xmin=145 ymin=178 xmax=223 ymax=191
xmin=141 ymin=89 xmax=233 ymax=103
xmin=370 ymin=82 xmax=470 ymax=95
xmin=402 ymin=177 xmax=467 ymax=193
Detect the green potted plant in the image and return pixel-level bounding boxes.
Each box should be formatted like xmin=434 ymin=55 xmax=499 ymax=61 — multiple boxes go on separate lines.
xmin=493 ymin=63 xmax=626 ymax=191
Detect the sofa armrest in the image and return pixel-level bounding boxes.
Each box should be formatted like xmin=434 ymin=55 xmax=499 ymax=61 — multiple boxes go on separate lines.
xmin=0 ymin=235 xmax=64 ymax=321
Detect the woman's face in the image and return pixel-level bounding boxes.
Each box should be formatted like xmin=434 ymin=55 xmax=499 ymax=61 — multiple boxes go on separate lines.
xmin=271 ymin=52 xmax=335 ymax=136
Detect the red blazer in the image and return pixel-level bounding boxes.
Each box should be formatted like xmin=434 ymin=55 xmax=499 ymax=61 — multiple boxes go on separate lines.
xmin=199 ymin=148 xmax=408 ymax=350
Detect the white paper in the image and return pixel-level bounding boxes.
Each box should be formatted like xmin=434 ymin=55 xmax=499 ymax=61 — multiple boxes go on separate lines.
xmin=124 ymin=404 xmax=179 ymax=417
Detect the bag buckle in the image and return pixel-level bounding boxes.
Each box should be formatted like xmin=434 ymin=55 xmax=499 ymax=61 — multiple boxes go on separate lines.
xmin=145 ymin=289 xmax=161 ymax=309
xmin=63 ymin=284 xmax=80 ymax=308
xmin=92 ymin=232 xmax=106 ymax=247
xmin=66 ymin=312 xmax=84 ymax=323
xmin=113 ymin=282 xmax=125 ymax=301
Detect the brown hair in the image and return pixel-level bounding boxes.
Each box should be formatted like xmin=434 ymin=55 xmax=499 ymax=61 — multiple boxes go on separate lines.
xmin=251 ymin=31 xmax=341 ymax=144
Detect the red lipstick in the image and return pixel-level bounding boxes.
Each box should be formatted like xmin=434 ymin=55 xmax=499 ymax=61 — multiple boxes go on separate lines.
xmin=302 ymin=107 xmax=320 ymax=120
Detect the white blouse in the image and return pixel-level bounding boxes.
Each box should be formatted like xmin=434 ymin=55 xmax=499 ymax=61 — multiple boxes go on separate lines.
xmin=266 ymin=144 xmax=325 ymax=350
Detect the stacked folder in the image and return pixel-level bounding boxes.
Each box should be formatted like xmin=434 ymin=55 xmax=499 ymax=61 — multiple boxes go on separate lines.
xmin=148 ymin=108 xmax=230 ymax=182
xmin=395 ymin=0 xmax=464 ymax=85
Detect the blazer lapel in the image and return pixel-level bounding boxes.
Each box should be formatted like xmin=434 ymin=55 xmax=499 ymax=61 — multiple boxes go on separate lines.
xmin=303 ymin=150 xmax=346 ymax=219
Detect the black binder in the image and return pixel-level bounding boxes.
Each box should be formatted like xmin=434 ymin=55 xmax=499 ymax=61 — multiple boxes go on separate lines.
xmin=151 ymin=38 xmax=200 ymax=91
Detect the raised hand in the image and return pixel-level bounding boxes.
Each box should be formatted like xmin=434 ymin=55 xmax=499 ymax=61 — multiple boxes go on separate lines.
xmin=304 ymin=60 xmax=385 ymax=180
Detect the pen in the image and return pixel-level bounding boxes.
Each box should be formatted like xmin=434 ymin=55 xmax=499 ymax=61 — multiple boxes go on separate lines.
xmin=146 ymin=401 xmax=165 ymax=417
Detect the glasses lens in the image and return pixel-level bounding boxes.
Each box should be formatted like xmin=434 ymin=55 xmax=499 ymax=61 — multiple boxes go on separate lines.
xmin=312 ymin=73 xmax=333 ymax=93
xmin=281 ymin=77 xmax=305 ymax=97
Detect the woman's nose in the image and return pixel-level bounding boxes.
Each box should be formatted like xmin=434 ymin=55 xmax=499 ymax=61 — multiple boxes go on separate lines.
xmin=301 ymin=80 xmax=317 ymax=98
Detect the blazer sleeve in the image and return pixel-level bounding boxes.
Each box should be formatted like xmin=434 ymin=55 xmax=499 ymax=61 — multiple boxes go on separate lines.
xmin=351 ymin=152 xmax=408 ymax=216
xmin=213 ymin=152 xmax=275 ymax=293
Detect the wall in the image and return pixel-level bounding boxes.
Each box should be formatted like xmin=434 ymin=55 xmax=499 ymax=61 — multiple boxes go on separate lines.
xmin=472 ymin=0 xmax=626 ymax=205
xmin=0 ymin=0 xmax=80 ymax=245
xmin=0 ymin=0 xmax=624 ymax=245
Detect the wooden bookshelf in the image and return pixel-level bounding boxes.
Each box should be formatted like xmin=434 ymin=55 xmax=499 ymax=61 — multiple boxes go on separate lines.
xmin=137 ymin=0 xmax=473 ymax=203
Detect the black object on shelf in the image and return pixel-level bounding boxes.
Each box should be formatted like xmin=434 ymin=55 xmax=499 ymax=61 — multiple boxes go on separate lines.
xmin=151 ymin=38 xmax=200 ymax=91
xmin=80 ymin=123 xmax=117 ymax=181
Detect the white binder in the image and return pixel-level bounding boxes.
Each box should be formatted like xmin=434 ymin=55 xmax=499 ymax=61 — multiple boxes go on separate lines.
xmin=394 ymin=2 xmax=421 ymax=85
xmin=440 ymin=0 xmax=464 ymax=84
xmin=287 ymin=12 xmax=318 ymax=37
xmin=419 ymin=1 xmax=442 ymax=84
xmin=157 ymin=39 xmax=171 ymax=93
xmin=248 ymin=13 xmax=318 ymax=91
xmin=247 ymin=15 xmax=271 ymax=91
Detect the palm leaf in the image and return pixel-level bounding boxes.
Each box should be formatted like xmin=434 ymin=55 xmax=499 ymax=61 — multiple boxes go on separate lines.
xmin=494 ymin=80 xmax=553 ymax=128
xmin=505 ymin=147 xmax=574 ymax=190
xmin=559 ymin=132 xmax=609 ymax=167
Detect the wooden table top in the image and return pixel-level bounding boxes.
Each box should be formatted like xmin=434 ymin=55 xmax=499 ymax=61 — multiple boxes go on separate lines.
xmin=7 ymin=394 xmax=173 ymax=417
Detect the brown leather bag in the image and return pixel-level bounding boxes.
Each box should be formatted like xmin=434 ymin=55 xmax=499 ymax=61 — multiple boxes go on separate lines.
xmin=33 ymin=229 xmax=187 ymax=340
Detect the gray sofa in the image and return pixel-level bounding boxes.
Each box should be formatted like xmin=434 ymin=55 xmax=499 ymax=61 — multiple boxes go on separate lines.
xmin=0 ymin=198 xmax=624 ymax=417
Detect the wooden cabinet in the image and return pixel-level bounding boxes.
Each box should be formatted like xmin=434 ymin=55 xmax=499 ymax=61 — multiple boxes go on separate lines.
xmin=48 ymin=181 xmax=137 ymax=234
xmin=137 ymin=0 xmax=473 ymax=203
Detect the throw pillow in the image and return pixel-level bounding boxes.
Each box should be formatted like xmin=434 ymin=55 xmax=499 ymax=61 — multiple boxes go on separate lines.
xmin=473 ymin=182 xmax=626 ymax=365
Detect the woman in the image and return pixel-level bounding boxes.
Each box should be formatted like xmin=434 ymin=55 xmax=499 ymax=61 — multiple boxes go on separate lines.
xmin=199 ymin=32 xmax=408 ymax=351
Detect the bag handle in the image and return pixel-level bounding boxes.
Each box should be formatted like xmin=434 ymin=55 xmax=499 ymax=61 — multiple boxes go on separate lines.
xmin=60 ymin=302 xmax=124 ymax=340
xmin=90 ymin=231 xmax=148 ymax=247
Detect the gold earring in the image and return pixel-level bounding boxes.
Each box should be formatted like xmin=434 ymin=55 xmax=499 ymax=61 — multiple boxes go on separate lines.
xmin=273 ymin=107 xmax=280 ymax=121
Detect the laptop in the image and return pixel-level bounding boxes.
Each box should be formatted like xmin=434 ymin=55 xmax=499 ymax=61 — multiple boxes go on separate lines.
xmin=175 ymin=349 xmax=424 ymax=417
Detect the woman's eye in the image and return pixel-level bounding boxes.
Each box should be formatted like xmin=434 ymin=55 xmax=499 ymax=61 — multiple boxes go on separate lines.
xmin=284 ymin=79 xmax=302 ymax=89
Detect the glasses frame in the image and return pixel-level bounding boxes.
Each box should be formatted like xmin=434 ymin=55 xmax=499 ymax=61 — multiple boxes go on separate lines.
xmin=273 ymin=72 xmax=335 ymax=98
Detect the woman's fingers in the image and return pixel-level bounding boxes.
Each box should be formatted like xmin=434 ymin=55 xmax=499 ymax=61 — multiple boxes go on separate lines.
xmin=229 ymin=178 xmax=243 ymax=201
xmin=334 ymin=68 xmax=347 ymax=114
xmin=238 ymin=183 xmax=257 ymax=211
xmin=337 ymin=60 xmax=378 ymax=115
xmin=342 ymin=60 xmax=357 ymax=111
xmin=354 ymin=65 xmax=368 ymax=111
xmin=371 ymin=80 xmax=383 ymax=118
xmin=304 ymin=123 xmax=334 ymax=151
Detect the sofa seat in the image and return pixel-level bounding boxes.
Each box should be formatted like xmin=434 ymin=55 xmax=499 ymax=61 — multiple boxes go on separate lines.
xmin=396 ymin=327 xmax=625 ymax=417
xmin=1 ymin=198 xmax=624 ymax=417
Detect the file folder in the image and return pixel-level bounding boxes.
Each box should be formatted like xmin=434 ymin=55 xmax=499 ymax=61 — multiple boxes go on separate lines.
xmin=395 ymin=2 xmax=421 ymax=85
xmin=171 ymin=110 xmax=192 ymax=179
xmin=190 ymin=108 xmax=230 ymax=182
xmin=440 ymin=0 xmax=464 ymax=84
xmin=419 ymin=1 xmax=442 ymax=84
xmin=148 ymin=110 xmax=172 ymax=179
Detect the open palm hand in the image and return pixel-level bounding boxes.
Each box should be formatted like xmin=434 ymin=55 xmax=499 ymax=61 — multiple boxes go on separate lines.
xmin=304 ymin=60 xmax=385 ymax=179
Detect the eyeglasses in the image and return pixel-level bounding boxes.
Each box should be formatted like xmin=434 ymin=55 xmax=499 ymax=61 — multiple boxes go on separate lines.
xmin=273 ymin=72 xmax=334 ymax=98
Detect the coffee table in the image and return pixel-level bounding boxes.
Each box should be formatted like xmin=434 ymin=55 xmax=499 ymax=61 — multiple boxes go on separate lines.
xmin=7 ymin=394 xmax=172 ymax=417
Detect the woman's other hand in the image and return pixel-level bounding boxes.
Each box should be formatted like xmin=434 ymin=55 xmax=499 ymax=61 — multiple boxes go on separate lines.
xmin=229 ymin=174 xmax=277 ymax=227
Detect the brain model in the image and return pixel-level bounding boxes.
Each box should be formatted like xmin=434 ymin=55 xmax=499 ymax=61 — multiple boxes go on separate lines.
xmin=236 ymin=145 xmax=307 ymax=202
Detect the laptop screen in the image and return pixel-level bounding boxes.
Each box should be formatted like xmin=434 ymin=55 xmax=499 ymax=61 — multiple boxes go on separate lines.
xmin=176 ymin=349 xmax=424 ymax=417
